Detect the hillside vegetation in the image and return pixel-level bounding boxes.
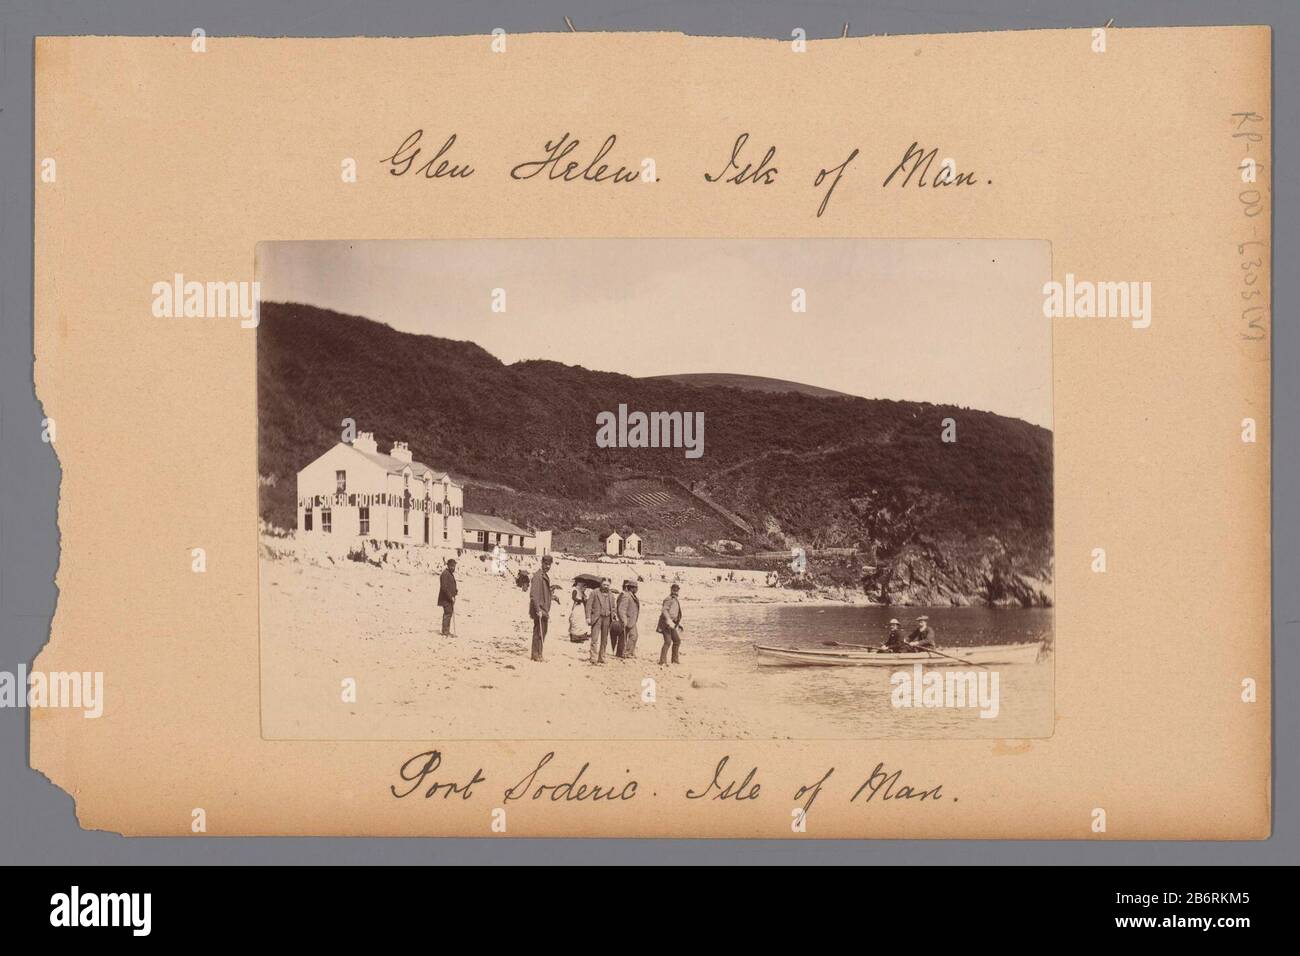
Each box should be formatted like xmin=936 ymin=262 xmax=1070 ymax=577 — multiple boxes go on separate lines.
xmin=258 ymin=302 xmax=1053 ymax=606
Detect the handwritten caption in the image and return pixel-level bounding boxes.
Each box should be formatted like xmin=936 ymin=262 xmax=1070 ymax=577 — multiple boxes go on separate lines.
xmin=379 ymin=129 xmax=990 ymax=218
xmin=390 ymin=749 xmax=947 ymax=815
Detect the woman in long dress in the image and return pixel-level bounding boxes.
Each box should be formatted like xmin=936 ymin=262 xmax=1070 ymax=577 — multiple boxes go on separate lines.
xmin=568 ymin=583 xmax=591 ymax=642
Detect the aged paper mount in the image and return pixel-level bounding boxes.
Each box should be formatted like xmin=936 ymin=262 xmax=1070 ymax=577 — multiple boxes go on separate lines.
xmin=32 ymin=28 xmax=1270 ymax=838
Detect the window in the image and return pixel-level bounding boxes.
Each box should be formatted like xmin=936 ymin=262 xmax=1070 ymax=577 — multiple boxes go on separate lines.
xmin=304 ymin=507 xmax=313 ymax=532
xmin=322 ymin=508 xmax=332 ymax=533
xmin=476 ymin=531 xmax=485 ymax=543
xmin=335 ymin=470 xmax=346 ymax=493
xmin=359 ymin=506 xmax=370 ymax=535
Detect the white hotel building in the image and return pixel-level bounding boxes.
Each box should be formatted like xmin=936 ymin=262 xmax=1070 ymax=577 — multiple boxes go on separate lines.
xmin=295 ymin=432 xmax=464 ymax=547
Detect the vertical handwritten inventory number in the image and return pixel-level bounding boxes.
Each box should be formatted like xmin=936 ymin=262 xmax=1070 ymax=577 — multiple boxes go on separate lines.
xmin=1232 ymin=111 xmax=1267 ymax=342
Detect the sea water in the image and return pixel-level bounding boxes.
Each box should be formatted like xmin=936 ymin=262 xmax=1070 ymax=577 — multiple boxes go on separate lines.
xmin=682 ymin=603 xmax=1054 ymax=738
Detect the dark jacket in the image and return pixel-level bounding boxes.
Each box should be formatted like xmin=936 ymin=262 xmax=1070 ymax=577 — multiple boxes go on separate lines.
xmin=529 ymin=569 xmax=554 ymax=619
xmin=905 ymin=625 xmax=935 ymax=647
xmin=437 ymin=568 xmax=457 ymax=607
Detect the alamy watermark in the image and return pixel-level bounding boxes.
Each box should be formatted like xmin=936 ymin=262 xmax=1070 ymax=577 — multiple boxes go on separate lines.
xmin=595 ymin=404 xmax=704 ymax=459
xmin=890 ymin=664 xmax=1000 ymax=719
xmin=50 ymin=886 xmax=150 ymax=936
xmin=1042 ymin=273 xmax=1152 ymax=329
xmin=151 ymin=273 xmax=259 ymax=328
xmin=0 ymin=666 xmax=103 ymax=718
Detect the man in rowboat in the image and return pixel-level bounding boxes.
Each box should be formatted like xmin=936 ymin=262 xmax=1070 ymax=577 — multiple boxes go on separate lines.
xmin=880 ymin=618 xmax=906 ymax=651
xmin=904 ymin=615 xmax=936 ymax=650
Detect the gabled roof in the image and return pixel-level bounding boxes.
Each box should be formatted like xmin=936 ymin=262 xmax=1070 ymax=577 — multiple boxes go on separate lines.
xmin=463 ymin=512 xmax=530 ymax=536
xmin=346 ymin=445 xmax=458 ymax=485
xmin=600 ymin=530 xmax=623 ymax=541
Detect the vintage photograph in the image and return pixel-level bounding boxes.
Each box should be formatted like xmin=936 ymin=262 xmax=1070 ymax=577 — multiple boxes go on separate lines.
xmin=256 ymin=238 xmax=1054 ymax=740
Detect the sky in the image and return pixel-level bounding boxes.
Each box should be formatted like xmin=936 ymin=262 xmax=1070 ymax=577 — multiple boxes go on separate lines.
xmin=257 ymin=238 xmax=1053 ymax=429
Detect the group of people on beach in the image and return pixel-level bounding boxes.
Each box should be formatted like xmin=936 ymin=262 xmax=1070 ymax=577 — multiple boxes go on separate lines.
xmin=436 ymin=553 xmax=685 ymax=666
xmin=435 ymin=554 xmax=938 ymax=663
xmin=560 ymin=566 xmax=685 ymax=667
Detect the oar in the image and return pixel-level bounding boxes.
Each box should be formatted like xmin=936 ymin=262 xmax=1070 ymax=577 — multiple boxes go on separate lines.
xmin=912 ymin=644 xmax=989 ymax=669
xmin=822 ymin=640 xmax=988 ymax=667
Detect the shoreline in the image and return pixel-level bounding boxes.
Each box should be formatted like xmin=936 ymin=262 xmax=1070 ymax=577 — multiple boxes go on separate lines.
xmin=258 ymin=533 xmax=1053 ymax=741
xmin=261 ymin=528 xmax=1051 ymax=610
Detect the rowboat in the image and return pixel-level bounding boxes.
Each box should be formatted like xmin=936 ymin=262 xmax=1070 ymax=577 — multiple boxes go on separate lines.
xmin=754 ymin=641 xmax=1044 ymax=667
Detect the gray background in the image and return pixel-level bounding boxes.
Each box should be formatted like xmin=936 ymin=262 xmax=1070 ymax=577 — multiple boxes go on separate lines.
xmin=0 ymin=0 xmax=1292 ymax=865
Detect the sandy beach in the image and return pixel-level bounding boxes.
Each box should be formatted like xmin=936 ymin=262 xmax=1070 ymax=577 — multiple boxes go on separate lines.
xmin=258 ymin=536 xmax=890 ymax=740
xmin=259 ymin=535 xmax=1052 ymax=740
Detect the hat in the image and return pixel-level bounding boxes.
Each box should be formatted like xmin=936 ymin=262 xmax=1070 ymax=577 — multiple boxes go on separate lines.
xmin=670 ymin=583 xmax=680 ymax=591
xmin=917 ymin=615 xmax=929 ymax=622
xmin=622 ymin=579 xmax=633 ymax=588
xmin=888 ymin=618 xmax=900 ymax=625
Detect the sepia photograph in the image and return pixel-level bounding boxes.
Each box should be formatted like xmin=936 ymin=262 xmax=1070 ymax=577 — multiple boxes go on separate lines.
xmin=256 ymin=238 xmax=1054 ymax=740
xmin=12 ymin=0 xmax=1281 ymax=884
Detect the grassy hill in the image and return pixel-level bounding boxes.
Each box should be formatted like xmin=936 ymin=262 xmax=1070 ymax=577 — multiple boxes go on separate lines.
xmin=258 ymin=302 xmax=1054 ymax=605
xmin=644 ymin=373 xmax=852 ymax=399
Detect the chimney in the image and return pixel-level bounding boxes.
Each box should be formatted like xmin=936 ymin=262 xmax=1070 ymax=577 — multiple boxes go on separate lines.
xmin=352 ymin=431 xmax=378 ymax=454
xmin=390 ymin=440 xmax=413 ymax=464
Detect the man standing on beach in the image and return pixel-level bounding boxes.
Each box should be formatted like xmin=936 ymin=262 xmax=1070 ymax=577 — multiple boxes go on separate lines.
xmin=658 ymin=583 xmax=684 ymax=666
xmin=616 ymin=579 xmax=641 ymax=658
xmin=528 ymin=555 xmax=555 ymax=662
xmin=587 ymin=577 xmax=617 ymax=664
xmin=437 ymin=559 xmax=458 ymax=637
